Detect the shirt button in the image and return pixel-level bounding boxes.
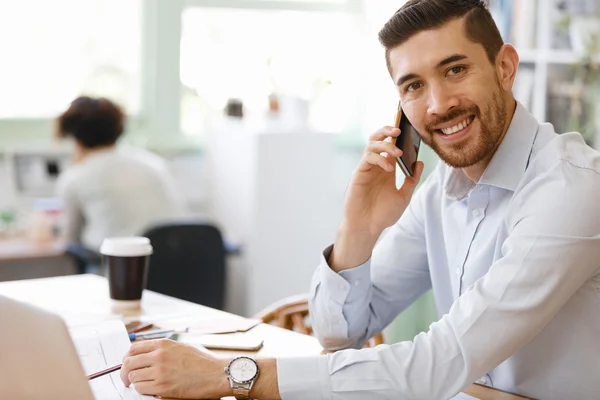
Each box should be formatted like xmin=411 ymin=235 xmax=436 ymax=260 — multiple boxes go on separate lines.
xmin=339 ymin=284 xmax=345 ymax=290
xmin=476 ymin=377 xmax=487 ymax=385
xmin=455 ymin=267 xmax=461 ymax=275
xmin=354 ymin=279 xmax=361 ymax=286
xmin=472 ymin=209 xmax=480 ymax=217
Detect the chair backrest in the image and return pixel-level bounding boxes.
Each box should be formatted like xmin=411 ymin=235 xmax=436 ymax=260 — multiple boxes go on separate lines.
xmin=254 ymin=294 xmax=384 ymax=348
xmin=64 ymin=242 xmax=102 ymax=275
xmin=143 ymin=222 xmax=226 ymax=310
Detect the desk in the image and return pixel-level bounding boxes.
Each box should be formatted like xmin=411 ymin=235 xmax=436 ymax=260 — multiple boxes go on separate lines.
xmin=0 ymin=275 xmax=531 ymax=400
xmin=0 ymin=237 xmax=66 ymax=262
xmin=0 ymin=238 xmax=74 ymax=281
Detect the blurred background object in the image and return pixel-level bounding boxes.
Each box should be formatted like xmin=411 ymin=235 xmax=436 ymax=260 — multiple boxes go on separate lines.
xmin=54 ymin=96 xmax=186 ymax=257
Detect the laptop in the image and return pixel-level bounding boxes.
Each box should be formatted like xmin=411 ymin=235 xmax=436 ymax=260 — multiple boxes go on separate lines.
xmin=0 ymin=295 xmax=95 ymax=399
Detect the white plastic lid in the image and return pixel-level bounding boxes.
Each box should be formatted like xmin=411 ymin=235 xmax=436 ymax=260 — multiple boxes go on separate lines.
xmin=100 ymin=237 xmax=153 ymax=257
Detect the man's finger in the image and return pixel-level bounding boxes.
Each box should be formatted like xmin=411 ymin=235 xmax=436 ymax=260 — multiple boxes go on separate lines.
xmin=366 ymin=141 xmax=402 ymax=158
xmin=121 ymin=352 xmax=155 ymax=386
xmin=368 ymin=126 xmax=401 ymax=142
xmin=128 ymin=365 xmax=156 ymax=384
xmin=132 ymin=381 xmax=159 ymax=396
xmin=125 ymin=339 xmax=164 ymax=358
xmin=125 ymin=352 xmax=154 ymax=371
xmin=363 ymin=152 xmax=394 ymax=172
xmin=402 ymin=161 xmax=425 ymax=191
xmin=411 ymin=161 xmax=425 ymax=183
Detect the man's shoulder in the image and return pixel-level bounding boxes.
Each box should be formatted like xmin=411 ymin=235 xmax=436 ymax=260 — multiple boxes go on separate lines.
xmin=511 ymin=128 xmax=600 ymax=225
xmin=530 ymin=127 xmax=600 ymax=179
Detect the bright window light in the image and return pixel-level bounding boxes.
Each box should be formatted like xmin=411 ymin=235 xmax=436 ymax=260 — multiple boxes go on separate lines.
xmin=180 ymin=7 xmax=364 ymax=136
xmin=0 ymin=0 xmax=142 ymax=118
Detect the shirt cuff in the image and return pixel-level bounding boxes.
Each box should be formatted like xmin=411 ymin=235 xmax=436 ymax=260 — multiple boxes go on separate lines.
xmin=276 ymin=355 xmax=330 ymax=400
xmin=319 ymin=245 xmax=372 ymax=305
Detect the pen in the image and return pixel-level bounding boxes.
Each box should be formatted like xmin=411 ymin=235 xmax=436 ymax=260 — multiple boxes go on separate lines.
xmin=128 ymin=328 xmax=175 ymax=341
xmin=88 ymin=363 xmax=122 ymax=380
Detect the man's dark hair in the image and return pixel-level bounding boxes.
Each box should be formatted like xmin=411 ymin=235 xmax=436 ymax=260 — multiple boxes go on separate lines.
xmin=57 ymin=96 xmax=125 ymax=148
xmin=378 ymin=0 xmax=504 ymax=73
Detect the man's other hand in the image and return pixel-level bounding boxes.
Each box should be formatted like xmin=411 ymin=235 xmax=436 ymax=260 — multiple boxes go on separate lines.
xmin=120 ymin=338 xmax=230 ymax=399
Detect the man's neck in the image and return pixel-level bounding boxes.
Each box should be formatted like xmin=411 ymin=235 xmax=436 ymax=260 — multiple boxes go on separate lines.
xmin=462 ymin=99 xmax=517 ymax=183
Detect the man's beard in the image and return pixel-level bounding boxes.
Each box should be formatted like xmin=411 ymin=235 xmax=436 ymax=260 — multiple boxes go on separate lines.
xmin=420 ymin=87 xmax=507 ymax=169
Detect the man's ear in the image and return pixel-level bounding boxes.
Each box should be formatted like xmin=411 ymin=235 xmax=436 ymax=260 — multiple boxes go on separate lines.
xmin=495 ymin=44 xmax=519 ymax=92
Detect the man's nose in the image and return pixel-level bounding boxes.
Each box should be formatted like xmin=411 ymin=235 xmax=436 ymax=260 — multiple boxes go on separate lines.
xmin=427 ymin=84 xmax=459 ymax=116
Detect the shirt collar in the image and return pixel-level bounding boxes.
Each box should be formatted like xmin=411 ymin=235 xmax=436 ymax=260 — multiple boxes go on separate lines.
xmin=443 ymin=101 xmax=539 ymax=200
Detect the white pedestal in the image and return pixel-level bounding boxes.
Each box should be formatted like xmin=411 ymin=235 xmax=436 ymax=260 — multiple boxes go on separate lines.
xmin=207 ymin=128 xmax=339 ymax=315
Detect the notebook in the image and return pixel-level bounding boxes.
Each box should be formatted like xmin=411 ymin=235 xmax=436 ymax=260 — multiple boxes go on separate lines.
xmin=69 ymin=320 xmax=155 ymax=400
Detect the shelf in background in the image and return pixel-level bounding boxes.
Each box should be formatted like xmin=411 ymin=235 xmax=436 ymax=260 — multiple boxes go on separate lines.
xmin=517 ymin=48 xmax=598 ymax=65
xmin=516 ymin=48 xmax=538 ymax=64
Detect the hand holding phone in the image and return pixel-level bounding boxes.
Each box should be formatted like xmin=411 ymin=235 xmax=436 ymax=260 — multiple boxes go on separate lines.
xmin=327 ymin=108 xmax=425 ymax=273
xmin=392 ymin=101 xmax=421 ymax=177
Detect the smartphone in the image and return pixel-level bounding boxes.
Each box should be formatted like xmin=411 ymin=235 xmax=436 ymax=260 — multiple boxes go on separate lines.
xmin=169 ymin=332 xmax=264 ymax=352
xmin=392 ymin=101 xmax=421 ymax=177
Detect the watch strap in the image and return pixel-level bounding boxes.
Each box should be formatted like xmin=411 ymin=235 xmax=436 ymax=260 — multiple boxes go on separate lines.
xmin=232 ymin=383 xmax=251 ymax=399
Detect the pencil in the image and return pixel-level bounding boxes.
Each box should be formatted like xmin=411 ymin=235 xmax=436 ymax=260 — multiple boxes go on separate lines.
xmin=87 ymin=363 xmax=123 ymax=380
xmin=127 ymin=322 xmax=154 ymax=334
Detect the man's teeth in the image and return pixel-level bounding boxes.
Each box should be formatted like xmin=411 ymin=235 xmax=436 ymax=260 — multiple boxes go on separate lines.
xmin=440 ymin=117 xmax=473 ymax=135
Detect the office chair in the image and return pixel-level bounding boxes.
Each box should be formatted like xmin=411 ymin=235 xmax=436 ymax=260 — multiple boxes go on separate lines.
xmin=254 ymin=293 xmax=384 ymax=348
xmin=142 ymin=222 xmax=227 ymax=310
xmin=64 ymin=242 xmax=102 ymax=275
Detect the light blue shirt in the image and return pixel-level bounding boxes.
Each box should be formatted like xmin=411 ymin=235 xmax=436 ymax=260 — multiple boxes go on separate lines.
xmin=276 ymin=103 xmax=600 ymax=399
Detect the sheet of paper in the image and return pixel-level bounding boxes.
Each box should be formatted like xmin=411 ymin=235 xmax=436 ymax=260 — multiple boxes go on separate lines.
xmin=154 ymin=314 xmax=261 ymax=334
xmin=451 ymin=393 xmax=479 ymax=400
xmin=70 ymin=320 xmax=154 ymax=400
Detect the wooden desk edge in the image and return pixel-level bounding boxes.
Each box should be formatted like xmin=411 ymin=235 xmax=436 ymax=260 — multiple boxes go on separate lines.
xmin=464 ymin=383 xmax=535 ymax=400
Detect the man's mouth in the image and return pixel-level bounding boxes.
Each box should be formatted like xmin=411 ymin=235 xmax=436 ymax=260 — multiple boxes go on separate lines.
xmin=438 ymin=115 xmax=475 ymax=135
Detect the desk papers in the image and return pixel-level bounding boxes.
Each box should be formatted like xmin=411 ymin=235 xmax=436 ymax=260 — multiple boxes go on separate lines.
xmin=70 ymin=320 xmax=154 ymax=400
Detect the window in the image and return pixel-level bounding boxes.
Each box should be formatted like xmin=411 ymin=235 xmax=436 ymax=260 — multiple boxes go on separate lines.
xmin=0 ymin=0 xmax=142 ymax=118
xmin=180 ymin=7 xmax=364 ymax=136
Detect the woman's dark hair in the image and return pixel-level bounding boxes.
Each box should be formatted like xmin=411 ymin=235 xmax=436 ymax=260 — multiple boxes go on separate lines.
xmin=57 ymin=96 xmax=125 ymax=148
xmin=378 ymin=0 xmax=504 ymax=73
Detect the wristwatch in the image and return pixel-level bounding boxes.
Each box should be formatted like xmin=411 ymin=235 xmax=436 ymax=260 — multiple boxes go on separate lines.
xmin=224 ymin=356 xmax=259 ymax=399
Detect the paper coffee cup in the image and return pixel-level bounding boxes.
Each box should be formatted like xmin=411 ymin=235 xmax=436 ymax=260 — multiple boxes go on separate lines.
xmin=101 ymin=237 xmax=153 ymax=309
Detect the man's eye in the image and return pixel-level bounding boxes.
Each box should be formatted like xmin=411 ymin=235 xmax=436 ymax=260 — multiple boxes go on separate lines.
xmin=448 ymin=66 xmax=465 ymax=76
xmin=406 ymin=82 xmax=423 ymax=92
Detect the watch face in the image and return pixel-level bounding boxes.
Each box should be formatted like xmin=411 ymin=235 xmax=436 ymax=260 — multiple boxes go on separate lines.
xmin=229 ymin=357 xmax=258 ymax=383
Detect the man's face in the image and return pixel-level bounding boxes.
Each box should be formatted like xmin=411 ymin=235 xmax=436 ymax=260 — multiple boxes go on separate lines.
xmin=389 ymin=18 xmax=507 ymax=169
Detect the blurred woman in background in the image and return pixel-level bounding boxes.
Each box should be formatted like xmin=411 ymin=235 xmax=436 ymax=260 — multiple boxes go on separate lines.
xmin=55 ymin=96 xmax=185 ymax=271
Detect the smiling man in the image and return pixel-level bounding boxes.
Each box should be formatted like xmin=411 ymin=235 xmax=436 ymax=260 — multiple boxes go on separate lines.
xmin=120 ymin=1 xmax=600 ymax=399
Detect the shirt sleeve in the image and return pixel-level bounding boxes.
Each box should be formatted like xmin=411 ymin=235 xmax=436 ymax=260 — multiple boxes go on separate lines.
xmin=280 ymin=161 xmax=600 ymax=399
xmin=309 ymin=174 xmax=434 ymax=351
